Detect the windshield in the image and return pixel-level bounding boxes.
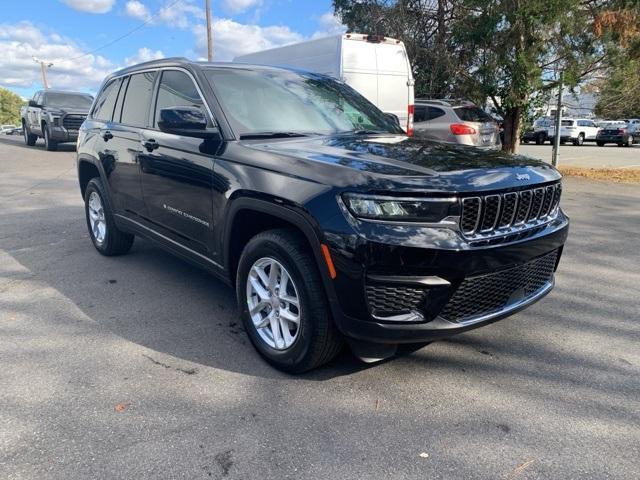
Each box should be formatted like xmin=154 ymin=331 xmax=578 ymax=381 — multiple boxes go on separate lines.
xmin=454 ymin=106 xmax=493 ymax=123
xmin=44 ymin=92 xmax=94 ymax=109
xmin=204 ymin=68 xmax=404 ymax=137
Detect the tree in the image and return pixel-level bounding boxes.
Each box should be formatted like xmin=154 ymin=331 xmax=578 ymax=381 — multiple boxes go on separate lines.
xmin=0 ymin=87 xmax=24 ymax=125
xmin=594 ymin=59 xmax=640 ymax=118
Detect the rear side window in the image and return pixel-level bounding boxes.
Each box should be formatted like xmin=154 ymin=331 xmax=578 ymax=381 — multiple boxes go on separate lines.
xmin=120 ymin=72 xmax=156 ymax=127
xmin=92 ymin=79 xmax=122 ymax=121
xmin=154 ymin=70 xmax=206 ymax=128
xmin=414 ymin=106 xmax=427 ymax=123
xmin=454 ymin=106 xmax=492 ymax=122
xmin=561 ymin=120 xmax=574 ymax=126
xmin=427 ymin=107 xmax=446 ymax=120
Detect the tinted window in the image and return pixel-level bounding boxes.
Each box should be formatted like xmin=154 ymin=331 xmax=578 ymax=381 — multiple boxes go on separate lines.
xmin=414 ymin=106 xmax=427 ymax=123
xmin=205 ymin=68 xmax=403 ymax=136
xmin=92 ymin=79 xmax=121 ymax=121
xmin=44 ymin=92 xmax=93 ymax=109
xmin=561 ymin=120 xmax=574 ymax=126
xmin=154 ymin=70 xmax=206 ymax=128
xmin=454 ymin=106 xmax=492 ymax=122
xmin=120 ymin=72 xmax=156 ymax=127
xmin=427 ymin=107 xmax=446 ymax=120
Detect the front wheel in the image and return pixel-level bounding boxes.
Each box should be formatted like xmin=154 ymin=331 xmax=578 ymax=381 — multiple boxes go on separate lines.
xmin=236 ymin=229 xmax=343 ymax=373
xmin=535 ymin=133 xmax=545 ymax=145
xmin=84 ymin=178 xmax=134 ymax=256
xmin=573 ymin=134 xmax=584 ymax=146
xmin=43 ymin=125 xmax=57 ymax=151
xmin=23 ymin=122 xmax=37 ymax=146
xmin=597 ymin=141 xmax=605 ymax=147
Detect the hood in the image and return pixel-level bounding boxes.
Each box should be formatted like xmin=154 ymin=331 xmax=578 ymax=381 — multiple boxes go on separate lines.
xmin=243 ymin=134 xmax=561 ymax=193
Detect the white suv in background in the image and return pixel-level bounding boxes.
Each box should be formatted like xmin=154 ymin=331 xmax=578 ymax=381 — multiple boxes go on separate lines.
xmin=548 ymin=118 xmax=599 ymax=146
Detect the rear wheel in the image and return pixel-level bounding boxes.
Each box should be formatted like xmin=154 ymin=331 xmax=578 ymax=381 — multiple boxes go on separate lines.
xmin=84 ymin=178 xmax=134 ymax=256
xmin=43 ymin=124 xmax=57 ymax=151
xmin=597 ymin=141 xmax=605 ymax=147
xmin=626 ymin=136 xmax=633 ymax=147
xmin=236 ymin=229 xmax=343 ymax=373
xmin=573 ymin=133 xmax=584 ymax=146
xmin=23 ymin=121 xmax=37 ymax=146
xmin=535 ymin=133 xmax=545 ymax=145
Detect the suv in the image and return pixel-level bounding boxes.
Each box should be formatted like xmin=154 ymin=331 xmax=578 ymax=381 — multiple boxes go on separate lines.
xmin=413 ymin=99 xmax=501 ymax=148
xmin=547 ymin=118 xmax=599 ymax=146
xmin=76 ymin=59 xmax=569 ymax=373
xmin=21 ymin=90 xmax=94 ymax=151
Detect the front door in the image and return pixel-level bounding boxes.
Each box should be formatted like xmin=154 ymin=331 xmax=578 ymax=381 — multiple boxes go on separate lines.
xmin=139 ymin=69 xmax=219 ymax=256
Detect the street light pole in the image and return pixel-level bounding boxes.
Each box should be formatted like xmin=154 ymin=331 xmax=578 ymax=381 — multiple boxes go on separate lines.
xmin=33 ymin=57 xmax=53 ymax=89
xmin=552 ymin=71 xmax=563 ymax=167
xmin=205 ymin=0 xmax=213 ymax=61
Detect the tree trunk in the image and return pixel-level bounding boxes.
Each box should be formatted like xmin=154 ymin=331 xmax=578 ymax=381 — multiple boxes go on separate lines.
xmin=502 ymin=106 xmax=523 ymax=154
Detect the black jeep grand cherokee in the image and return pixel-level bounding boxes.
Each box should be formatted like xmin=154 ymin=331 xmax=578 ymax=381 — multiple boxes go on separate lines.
xmin=77 ymin=58 xmax=568 ymax=372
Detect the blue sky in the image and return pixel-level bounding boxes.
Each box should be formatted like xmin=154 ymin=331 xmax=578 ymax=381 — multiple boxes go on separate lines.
xmin=0 ymin=0 xmax=344 ymax=98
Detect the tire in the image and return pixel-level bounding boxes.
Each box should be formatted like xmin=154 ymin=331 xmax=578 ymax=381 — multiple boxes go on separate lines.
xmin=43 ymin=124 xmax=58 ymax=151
xmin=626 ymin=136 xmax=633 ymax=147
xmin=535 ymin=133 xmax=545 ymax=145
xmin=23 ymin=121 xmax=37 ymax=146
xmin=236 ymin=229 xmax=343 ymax=373
xmin=596 ymin=141 xmax=605 ymax=147
xmin=573 ymin=133 xmax=584 ymax=146
xmin=84 ymin=178 xmax=134 ymax=256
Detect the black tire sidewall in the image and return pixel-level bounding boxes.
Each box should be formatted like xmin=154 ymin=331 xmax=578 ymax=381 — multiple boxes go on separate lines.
xmin=237 ymin=236 xmax=318 ymax=370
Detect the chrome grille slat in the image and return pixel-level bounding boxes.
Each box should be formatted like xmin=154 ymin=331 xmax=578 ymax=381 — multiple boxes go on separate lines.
xmin=460 ymin=183 xmax=561 ymax=239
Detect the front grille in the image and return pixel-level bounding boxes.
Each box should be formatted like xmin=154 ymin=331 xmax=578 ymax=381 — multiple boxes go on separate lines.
xmin=439 ymin=250 xmax=558 ymax=323
xmin=460 ymin=183 xmax=561 ymax=238
xmin=366 ymin=285 xmax=426 ymax=316
xmin=62 ymin=114 xmax=86 ymax=130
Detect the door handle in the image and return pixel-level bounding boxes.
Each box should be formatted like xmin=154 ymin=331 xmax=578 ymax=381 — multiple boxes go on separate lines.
xmin=142 ymin=139 xmax=159 ymax=152
xmin=102 ymin=130 xmax=113 ymax=141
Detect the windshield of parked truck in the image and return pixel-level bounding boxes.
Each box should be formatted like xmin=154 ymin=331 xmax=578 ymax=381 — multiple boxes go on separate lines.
xmin=205 ymin=68 xmax=404 ymax=137
xmin=44 ymin=92 xmax=94 ymax=109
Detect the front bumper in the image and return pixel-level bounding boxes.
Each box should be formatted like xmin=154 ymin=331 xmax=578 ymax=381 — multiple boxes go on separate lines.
xmin=324 ymin=211 xmax=569 ymax=344
xmin=49 ymin=126 xmax=79 ymax=142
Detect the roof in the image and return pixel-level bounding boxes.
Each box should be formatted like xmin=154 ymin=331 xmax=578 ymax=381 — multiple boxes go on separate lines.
xmin=40 ymin=89 xmax=93 ymax=96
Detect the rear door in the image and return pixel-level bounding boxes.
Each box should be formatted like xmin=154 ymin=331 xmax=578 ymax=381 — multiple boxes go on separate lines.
xmin=373 ymin=42 xmax=413 ymax=130
xmin=139 ymin=68 xmax=218 ymax=256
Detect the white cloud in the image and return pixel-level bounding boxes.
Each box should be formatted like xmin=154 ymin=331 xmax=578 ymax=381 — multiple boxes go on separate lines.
xmin=59 ymin=0 xmax=116 ymax=14
xmin=222 ymin=0 xmax=262 ymax=15
xmin=124 ymin=0 xmax=151 ymax=21
xmin=124 ymin=47 xmax=165 ymax=66
xmin=312 ymin=12 xmax=347 ymax=39
xmin=193 ymin=19 xmax=303 ymax=61
xmin=0 ymin=22 xmax=113 ymax=92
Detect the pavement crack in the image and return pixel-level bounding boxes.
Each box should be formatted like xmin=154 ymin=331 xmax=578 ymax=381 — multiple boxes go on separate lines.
xmin=142 ymin=354 xmax=198 ymax=375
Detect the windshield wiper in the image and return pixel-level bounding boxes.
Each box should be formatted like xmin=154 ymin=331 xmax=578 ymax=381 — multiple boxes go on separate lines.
xmin=239 ymin=132 xmax=310 ymax=140
xmin=348 ymin=129 xmax=389 ymax=135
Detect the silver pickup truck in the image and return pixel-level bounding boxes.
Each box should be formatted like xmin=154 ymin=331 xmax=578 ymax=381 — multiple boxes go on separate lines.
xmin=21 ymin=90 xmax=93 ymax=151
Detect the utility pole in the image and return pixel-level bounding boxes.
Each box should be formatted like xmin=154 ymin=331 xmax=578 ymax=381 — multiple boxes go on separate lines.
xmin=205 ymin=0 xmax=213 ymax=61
xmin=552 ymin=71 xmax=563 ymax=167
xmin=33 ymin=57 xmax=53 ymax=89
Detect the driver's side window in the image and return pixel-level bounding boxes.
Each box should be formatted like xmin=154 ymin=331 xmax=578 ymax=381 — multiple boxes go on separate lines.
xmin=154 ymin=70 xmax=207 ymax=128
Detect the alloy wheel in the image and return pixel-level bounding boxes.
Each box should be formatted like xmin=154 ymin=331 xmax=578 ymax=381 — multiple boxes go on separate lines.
xmin=246 ymin=257 xmax=301 ymax=350
xmin=88 ymin=191 xmax=107 ymax=245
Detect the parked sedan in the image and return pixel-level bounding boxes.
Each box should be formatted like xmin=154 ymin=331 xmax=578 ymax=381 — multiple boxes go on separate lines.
xmin=596 ymin=125 xmax=637 ymax=147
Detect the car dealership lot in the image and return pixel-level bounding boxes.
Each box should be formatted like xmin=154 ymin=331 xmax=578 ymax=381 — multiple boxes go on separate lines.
xmin=519 ymin=142 xmax=640 ymax=169
xmin=1 ymin=135 xmax=639 ymax=479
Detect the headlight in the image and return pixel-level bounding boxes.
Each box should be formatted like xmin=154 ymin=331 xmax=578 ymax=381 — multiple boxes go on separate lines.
xmin=341 ymin=193 xmax=457 ymax=223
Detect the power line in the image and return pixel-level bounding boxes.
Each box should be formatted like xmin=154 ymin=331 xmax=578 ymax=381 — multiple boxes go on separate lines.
xmin=68 ymin=0 xmax=184 ymax=62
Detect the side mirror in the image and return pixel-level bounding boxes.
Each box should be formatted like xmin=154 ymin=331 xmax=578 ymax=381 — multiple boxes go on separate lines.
xmin=158 ymin=106 xmax=219 ymax=139
xmin=385 ymin=112 xmax=401 ymax=126
xmin=28 ymin=100 xmax=40 ymax=108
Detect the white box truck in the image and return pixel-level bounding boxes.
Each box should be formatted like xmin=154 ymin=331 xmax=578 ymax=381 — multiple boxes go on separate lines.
xmin=233 ymin=33 xmax=415 ymax=134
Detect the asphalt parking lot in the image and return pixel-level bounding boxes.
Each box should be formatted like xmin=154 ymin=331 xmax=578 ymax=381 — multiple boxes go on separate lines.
xmin=1 ymin=135 xmax=639 ymax=480
xmin=519 ymin=142 xmax=640 ymax=169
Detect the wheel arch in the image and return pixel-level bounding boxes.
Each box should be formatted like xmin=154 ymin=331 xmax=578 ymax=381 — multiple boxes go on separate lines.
xmin=223 ymin=197 xmax=341 ymax=319
xmin=77 ymin=155 xmax=111 ymax=199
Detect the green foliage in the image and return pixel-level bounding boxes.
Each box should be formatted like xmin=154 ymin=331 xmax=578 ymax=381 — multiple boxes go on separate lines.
xmin=0 ymin=87 xmax=25 ymax=125
xmin=595 ymin=58 xmax=640 ymax=118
